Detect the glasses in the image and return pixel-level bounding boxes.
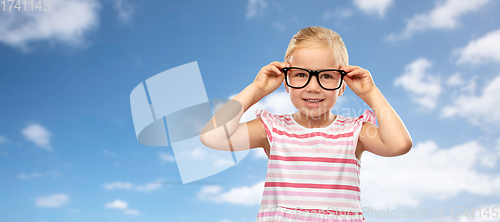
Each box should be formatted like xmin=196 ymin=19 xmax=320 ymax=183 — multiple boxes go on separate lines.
xmin=283 ymin=67 xmax=347 ymax=90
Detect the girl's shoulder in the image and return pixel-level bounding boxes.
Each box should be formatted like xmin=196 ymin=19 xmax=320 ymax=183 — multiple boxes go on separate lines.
xmin=335 ymin=109 xmax=377 ymax=127
xmin=255 ymin=109 xmax=291 ymax=125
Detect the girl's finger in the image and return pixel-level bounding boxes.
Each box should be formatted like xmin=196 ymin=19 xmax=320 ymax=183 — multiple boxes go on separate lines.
xmin=343 ymin=75 xmax=353 ymax=86
xmin=270 ymin=61 xmax=287 ymax=70
xmin=271 ymin=61 xmax=283 ymax=67
xmin=271 ymin=66 xmax=281 ymax=75
xmin=341 ymin=65 xmax=358 ymax=72
xmin=275 ymin=62 xmax=288 ymax=70
xmin=347 ymin=69 xmax=368 ymax=78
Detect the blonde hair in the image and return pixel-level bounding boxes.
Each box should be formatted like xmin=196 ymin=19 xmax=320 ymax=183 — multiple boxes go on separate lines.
xmin=284 ymin=26 xmax=348 ymax=67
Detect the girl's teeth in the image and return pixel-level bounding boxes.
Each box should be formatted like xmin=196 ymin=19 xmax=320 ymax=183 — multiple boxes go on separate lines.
xmin=305 ymin=99 xmax=321 ymax=103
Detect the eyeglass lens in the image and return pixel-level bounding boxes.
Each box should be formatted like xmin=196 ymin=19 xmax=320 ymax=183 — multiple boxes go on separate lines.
xmin=286 ymin=69 xmax=342 ymax=89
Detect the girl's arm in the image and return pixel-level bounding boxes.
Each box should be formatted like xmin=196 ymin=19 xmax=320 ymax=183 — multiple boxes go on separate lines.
xmin=341 ymin=66 xmax=413 ymax=157
xmin=199 ymin=61 xmax=289 ymax=153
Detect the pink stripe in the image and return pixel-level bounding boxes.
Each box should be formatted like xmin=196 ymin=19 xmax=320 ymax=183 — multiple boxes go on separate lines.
xmin=269 ymin=116 xmax=293 ymax=126
xmin=260 ymin=199 xmax=360 ymax=208
xmin=271 ymin=155 xmax=360 ymax=167
xmin=351 ymin=110 xmax=376 ymax=149
xmin=263 ymin=190 xmax=360 ymax=200
xmin=280 ymin=206 xmax=364 ymax=216
xmin=268 ymin=163 xmax=359 ymax=174
xmin=273 ymin=146 xmax=351 ymax=154
xmin=339 ymin=117 xmax=359 ymax=124
xmin=265 ymin=173 xmax=358 ymax=183
xmin=259 ymin=118 xmax=273 ymax=143
xmin=352 ymin=124 xmax=363 ymax=147
xmin=262 ymin=147 xmax=269 ymax=157
xmin=336 ymin=118 xmax=349 ymax=123
xmin=257 ymin=210 xmax=365 ymax=222
xmin=265 ymin=182 xmax=360 ymax=192
xmin=280 ymin=125 xmax=351 ymax=132
xmin=273 ymin=118 xmax=351 ymax=132
xmin=274 ymin=128 xmax=353 ymax=139
xmin=273 ymin=137 xmax=353 ymax=146
xmin=339 ymin=119 xmax=357 ymax=127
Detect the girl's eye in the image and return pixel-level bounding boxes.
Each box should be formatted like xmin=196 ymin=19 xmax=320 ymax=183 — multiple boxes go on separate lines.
xmin=321 ymin=74 xmax=333 ymax=79
xmin=296 ymin=73 xmax=307 ymax=78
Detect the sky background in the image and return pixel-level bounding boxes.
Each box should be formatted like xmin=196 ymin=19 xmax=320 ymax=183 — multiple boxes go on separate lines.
xmin=1 ymin=0 xmax=500 ymax=221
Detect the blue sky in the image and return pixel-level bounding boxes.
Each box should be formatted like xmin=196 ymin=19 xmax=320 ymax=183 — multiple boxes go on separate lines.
xmin=1 ymin=0 xmax=500 ymax=221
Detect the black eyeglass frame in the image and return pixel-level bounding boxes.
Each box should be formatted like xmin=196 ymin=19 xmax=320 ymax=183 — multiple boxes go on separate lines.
xmin=283 ymin=67 xmax=347 ymax=90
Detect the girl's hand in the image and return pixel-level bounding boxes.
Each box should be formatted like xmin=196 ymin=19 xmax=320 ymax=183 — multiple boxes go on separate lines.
xmin=252 ymin=61 xmax=290 ymax=96
xmin=341 ymin=65 xmax=377 ymax=100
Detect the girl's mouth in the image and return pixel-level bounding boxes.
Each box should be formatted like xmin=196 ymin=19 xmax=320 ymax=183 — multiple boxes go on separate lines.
xmin=303 ymin=99 xmax=324 ymax=105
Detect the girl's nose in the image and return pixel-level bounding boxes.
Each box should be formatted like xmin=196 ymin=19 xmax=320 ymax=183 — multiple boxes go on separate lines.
xmin=306 ymin=76 xmax=321 ymax=92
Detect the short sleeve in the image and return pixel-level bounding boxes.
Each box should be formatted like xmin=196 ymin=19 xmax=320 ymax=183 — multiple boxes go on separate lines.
xmin=352 ymin=109 xmax=377 ymax=149
xmin=255 ymin=109 xmax=274 ymax=145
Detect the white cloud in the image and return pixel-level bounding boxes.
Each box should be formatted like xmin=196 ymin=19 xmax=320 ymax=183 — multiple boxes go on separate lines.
xmin=135 ymin=182 xmax=162 ymax=192
xmin=112 ymin=117 xmax=125 ymax=124
xmin=197 ymin=181 xmax=265 ymax=205
xmin=445 ymin=72 xmax=477 ymax=97
xmin=22 ymin=124 xmax=53 ymax=151
xmin=456 ymin=29 xmax=500 ymax=65
xmin=388 ymin=0 xmax=491 ymax=40
xmin=103 ymin=149 xmax=117 ymax=156
xmin=394 ymin=58 xmax=442 ymax=109
xmin=123 ymin=209 xmax=141 ymax=215
xmin=213 ymin=159 xmax=235 ymax=167
xmin=322 ymin=9 xmax=352 ymax=21
xmin=246 ymin=0 xmax=267 ymax=19
xmin=103 ymin=181 xmax=133 ymax=190
xmin=189 ymin=147 xmax=208 ymax=159
xmin=103 ymin=180 xmax=162 ymax=192
xmin=159 ymin=152 xmax=175 ymax=163
xmin=0 ymin=135 xmax=8 ymax=144
xmin=353 ymin=0 xmax=393 ymax=17
xmin=111 ymin=0 xmax=134 ymax=22
xmin=0 ymin=0 xmax=100 ymax=51
xmin=35 ymin=194 xmax=69 ymax=208
xmin=360 ymin=140 xmax=500 ymax=209
xmin=178 ymin=146 xmax=234 ymax=168
xmin=252 ymin=148 xmax=268 ymax=159
xmin=441 ymin=74 xmax=500 ymax=126
xmin=105 ymin=199 xmax=128 ymax=209
xmin=272 ymin=21 xmax=285 ymax=31
xmin=446 ymin=72 xmax=464 ymax=86
xmin=18 ymin=170 xmax=61 ymax=180
xmin=105 ymin=199 xmax=142 ymax=216
xmin=198 ymin=185 xmax=222 ymax=195
xmin=18 ymin=172 xmax=43 ymax=180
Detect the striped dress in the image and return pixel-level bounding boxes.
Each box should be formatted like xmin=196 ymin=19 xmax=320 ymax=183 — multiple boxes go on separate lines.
xmin=255 ymin=109 xmax=377 ymax=222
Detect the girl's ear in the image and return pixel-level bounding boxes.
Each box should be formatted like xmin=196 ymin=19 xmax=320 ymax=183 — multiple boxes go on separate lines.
xmin=338 ymin=81 xmax=346 ymax=96
xmin=283 ymin=80 xmax=289 ymax=93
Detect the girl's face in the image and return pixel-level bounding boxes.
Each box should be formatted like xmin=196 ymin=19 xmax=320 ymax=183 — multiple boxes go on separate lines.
xmin=284 ymin=46 xmax=346 ymax=119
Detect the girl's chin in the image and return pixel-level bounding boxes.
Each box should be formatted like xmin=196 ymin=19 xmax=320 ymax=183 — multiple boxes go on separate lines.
xmin=298 ymin=110 xmax=329 ymax=119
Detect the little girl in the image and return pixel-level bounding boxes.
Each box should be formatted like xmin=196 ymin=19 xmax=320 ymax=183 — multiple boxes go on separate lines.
xmin=200 ymin=26 xmax=412 ymax=221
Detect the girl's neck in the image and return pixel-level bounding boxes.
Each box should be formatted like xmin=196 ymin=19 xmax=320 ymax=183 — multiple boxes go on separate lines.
xmin=292 ymin=111 xmax=336 ymax=128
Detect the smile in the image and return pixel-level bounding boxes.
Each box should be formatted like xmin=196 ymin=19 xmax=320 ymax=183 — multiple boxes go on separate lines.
xmin=303 ymin=99 xmax=324 ymax=104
